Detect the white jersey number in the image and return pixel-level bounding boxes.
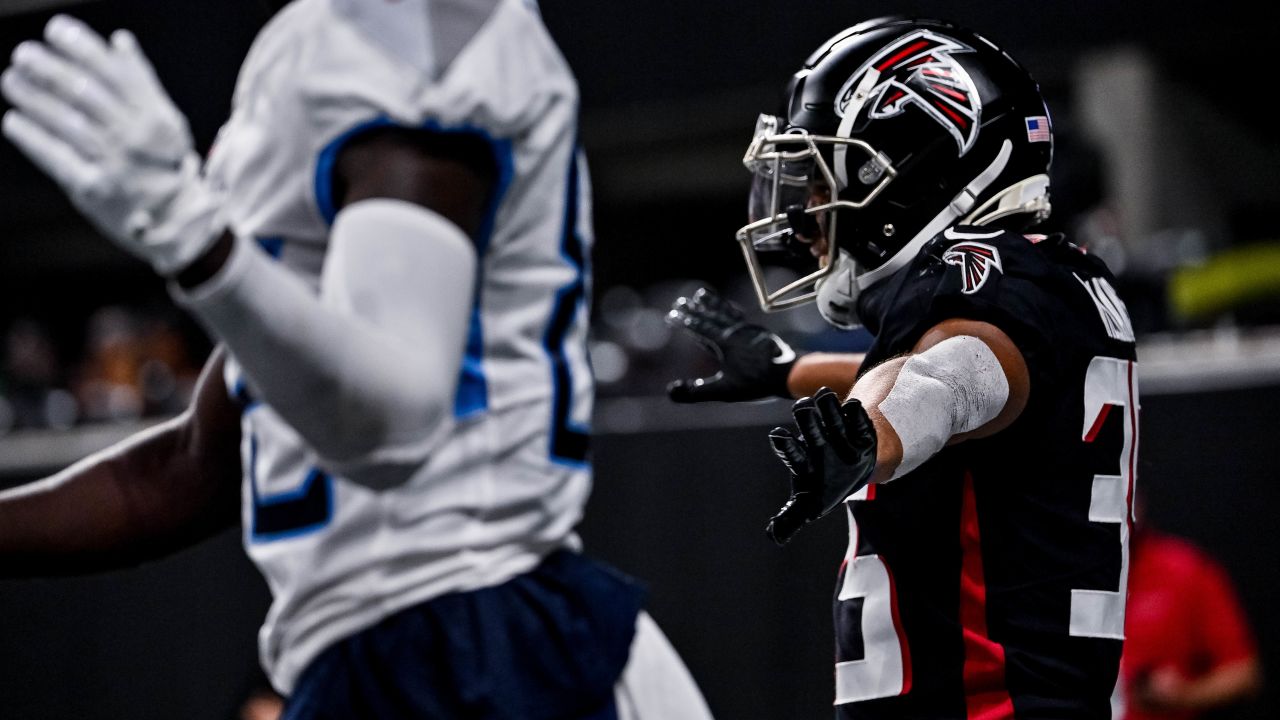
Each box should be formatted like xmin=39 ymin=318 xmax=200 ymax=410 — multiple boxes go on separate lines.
xmin=545 ymin=151 xmax=590 ymax=465
xmin=1070 ymin=356 xmax=1138 ymax=639
xmin=835 ymin=488 xmax=911 ymax=703
xmin=247 ymin=432 xmax=335 ymax=542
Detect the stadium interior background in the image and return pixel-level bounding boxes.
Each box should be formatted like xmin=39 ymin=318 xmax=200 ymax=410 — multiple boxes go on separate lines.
xmin=0 ymin=0 xmax=1277 ymax=718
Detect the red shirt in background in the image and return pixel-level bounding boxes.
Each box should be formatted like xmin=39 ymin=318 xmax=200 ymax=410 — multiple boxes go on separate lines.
xmin=1121 ymin=530 xmax=1258 ymax=720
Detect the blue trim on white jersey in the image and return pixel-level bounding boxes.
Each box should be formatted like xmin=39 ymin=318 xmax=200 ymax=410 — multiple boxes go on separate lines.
xmin=257 ymin=236 xmax=286 ymax=259
xmin=313 ymin=117 xmax=515 ymax=420
xmin=230 ymin=372 xmax=332 ymax=541
xmin=231 ymin=376 xmax=261 ymax=415
xmin=542 ymin=146 xmax=590 ymax=466
xmin=248 ymin=433 xmax=335 ymax=542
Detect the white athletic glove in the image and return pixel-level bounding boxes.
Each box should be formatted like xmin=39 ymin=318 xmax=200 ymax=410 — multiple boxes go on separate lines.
xmin=1 ymin=15 xmax=222 ymax=276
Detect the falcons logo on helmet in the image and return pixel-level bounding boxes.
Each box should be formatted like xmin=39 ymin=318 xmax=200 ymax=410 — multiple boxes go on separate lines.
xmin=942 ymin=241 xmax=1003 ymax=294
xmin=836 ymin=30 xmax=982 ymax=156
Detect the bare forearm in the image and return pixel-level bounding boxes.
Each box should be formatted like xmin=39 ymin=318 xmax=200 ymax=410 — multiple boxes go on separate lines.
xmin=787 ymin=352 xmax=864 ymax=399
xmin=848 ymin=356 xmax=908 ymax=484
xmin=0 ymin=417 xmax=237 ymax=577
xmin=1176 ymin=660 xmax=1262 ymax=710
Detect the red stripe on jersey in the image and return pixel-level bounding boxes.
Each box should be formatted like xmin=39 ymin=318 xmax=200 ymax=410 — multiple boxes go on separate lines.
xmin=959 ymin=472 xmax=1015 ymax=719
xmin=877 ymin=40 xmax=931 ymax=71
xmin=885 ymin=561 xmax=913 ymax=694
xmin=1084 ymin=403 xmax=1113 ymax=443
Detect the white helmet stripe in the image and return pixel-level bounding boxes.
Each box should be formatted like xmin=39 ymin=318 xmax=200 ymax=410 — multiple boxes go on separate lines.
xmin=833 ymin=68 xmax=881 ymax=190
xmin=855 ymin=139 xmax=1012 ymax=290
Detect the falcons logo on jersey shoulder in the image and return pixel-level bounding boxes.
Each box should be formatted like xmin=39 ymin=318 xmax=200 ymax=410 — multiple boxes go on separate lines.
xmin=835 ymin=29 xmax=982 ymax=156
xmin=942 ymin=241 xmax=1003 ymax=294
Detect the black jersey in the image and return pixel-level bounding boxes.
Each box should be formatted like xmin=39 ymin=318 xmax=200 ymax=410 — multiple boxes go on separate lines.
xmin=834 ymin=227 xmax=1138 ymax=719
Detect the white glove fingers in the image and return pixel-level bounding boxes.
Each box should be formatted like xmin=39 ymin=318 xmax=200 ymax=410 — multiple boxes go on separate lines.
xmin=43 ymin=15 xmax=122 ymax=94
xmin=2 ymin=110 xmax=97 ymax=193
xmin=9 ymin=40 xmax=120 ymax=124
xmin=106 ymin=28 xmax=191 ymax=161
xmin=108 ymin=29 xmax=168 ymax=99
xmin=4 ymin=19 xmax=213 ymax=274
xmin=1 ymin=68 xmax=107 ymax=160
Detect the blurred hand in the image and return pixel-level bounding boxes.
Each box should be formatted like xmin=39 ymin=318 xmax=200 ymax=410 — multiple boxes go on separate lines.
xmin=1134 ymin=667 xmax=1190 ymax=711
xmin=1133 ymin=660 xmax=1262 ymax=714
xmin=1 ymin=15 xmax=221 ymax=275
xmin=665 ymin=287 xmax=798 ymax=403
xmin=766 ymin=387 xmax=877 ymax=545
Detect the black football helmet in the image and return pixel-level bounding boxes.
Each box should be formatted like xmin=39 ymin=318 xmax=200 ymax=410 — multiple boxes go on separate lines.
xmin=737 ymin=17 xmax=1053 ymax=327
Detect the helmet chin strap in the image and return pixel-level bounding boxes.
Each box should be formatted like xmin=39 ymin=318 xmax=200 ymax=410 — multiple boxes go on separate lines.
xmin=853 ymin=139 xmax=1013 ymax=291
xmin=815 ymin=250 xmax=861 ymax=329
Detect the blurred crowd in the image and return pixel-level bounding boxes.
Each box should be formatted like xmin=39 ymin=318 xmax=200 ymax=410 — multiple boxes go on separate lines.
xmin=0 ymin=254 xmax=1265 ymax=434
xmin=0 ymin=305 xmax=201 ymax=434
xmin=588 ymin=274 xmax=870 ymax=400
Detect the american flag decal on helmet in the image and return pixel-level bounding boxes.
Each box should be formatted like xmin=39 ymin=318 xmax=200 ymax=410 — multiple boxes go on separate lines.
xmin=836 ymin=30 xmax=982 ymax=156
xmin=942 ymin=241 xmax=1004 ymax=294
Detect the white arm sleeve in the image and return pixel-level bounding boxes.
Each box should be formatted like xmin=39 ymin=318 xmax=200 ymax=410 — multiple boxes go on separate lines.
xmin=876 ymin=335 xmax=1010 ymax=480
xmin=174 ymin=198 xmax=476 ymax=486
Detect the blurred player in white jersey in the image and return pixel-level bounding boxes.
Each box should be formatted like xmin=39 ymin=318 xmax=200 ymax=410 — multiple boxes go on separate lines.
xmin=0 ymin=1 xmax=713 ymax=718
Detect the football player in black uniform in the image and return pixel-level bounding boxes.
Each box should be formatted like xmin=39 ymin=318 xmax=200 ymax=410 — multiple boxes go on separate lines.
xmin=668 ymin=17 xmax=1138 ymax=719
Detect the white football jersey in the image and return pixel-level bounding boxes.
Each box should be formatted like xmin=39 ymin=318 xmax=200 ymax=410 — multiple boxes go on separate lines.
xmin=203 ymin=0 xmax=594 ymax=694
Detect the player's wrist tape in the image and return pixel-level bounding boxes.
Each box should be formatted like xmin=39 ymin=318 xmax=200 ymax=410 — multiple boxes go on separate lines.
xmin=877 ymin=335 xmax=1009 ymax=480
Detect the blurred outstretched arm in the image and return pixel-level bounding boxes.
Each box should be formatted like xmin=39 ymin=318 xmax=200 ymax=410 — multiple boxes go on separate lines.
xmin=666 ymin=286 xmax=864 ymax=402
xmin=0 ymin=349 xmax=241 ymax=577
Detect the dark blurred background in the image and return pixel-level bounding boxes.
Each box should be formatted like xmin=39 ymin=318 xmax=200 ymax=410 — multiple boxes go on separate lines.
xmin=0 ymin=0 xmax=1277 ymax=718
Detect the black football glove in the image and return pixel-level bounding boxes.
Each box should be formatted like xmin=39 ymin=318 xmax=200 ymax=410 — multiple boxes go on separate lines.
xmin=665 ymin=287 xmax=798 ymax=403
xmin=766 ymin=387 xmax=878 ymax=545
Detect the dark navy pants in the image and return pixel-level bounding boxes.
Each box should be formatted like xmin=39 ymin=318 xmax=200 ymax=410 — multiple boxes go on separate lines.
xmin=281 ymin=551 xmax=647 ymax=720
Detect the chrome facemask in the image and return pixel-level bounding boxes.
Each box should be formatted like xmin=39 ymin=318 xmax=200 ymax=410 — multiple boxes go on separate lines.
xmin=734 ymin=113 xmax=897 ymax=313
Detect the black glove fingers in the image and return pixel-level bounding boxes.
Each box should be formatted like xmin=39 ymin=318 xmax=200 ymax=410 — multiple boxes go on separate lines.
xmin=667 ymin=307 xmax=728 ymax=356
xmin=841 ymin=398 xmax=877 ymax=454
xmin=672 ymin=297 xmax=736 ymax=343
xmin=687 ymin=300 xmax=745 ymax=344
xmin=814 ymin=388 xmax=845 ymax=431
xmin=664 ymin=299 xmax=692 ymax=331
xmin=665 ymin=297 xmax=698 ymax=329
xmin=791 ymin=398 xmax=827 ymax=453
xmin=691 ymin=286 xmax=744 ymax=322
xmin=815 ymin=388 xmax=858 ymax=458
xmin=768 ymin=426 xmax=810 ymax=475
xmin=765 ymin=497 xmax=810 ymax=546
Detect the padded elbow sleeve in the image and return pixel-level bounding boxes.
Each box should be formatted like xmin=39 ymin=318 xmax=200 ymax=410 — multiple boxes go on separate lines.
xmin=877 ymin=335 xmax=1009 ymax=480
xmin=319 ymin=198 xmax=477 ymax=451
xmin=175 ymin=198 xmax=475 ymax=481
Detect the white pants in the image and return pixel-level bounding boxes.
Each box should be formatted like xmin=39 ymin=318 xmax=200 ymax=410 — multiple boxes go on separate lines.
xmin=614 ymin=612 xmax=715 ymax=720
